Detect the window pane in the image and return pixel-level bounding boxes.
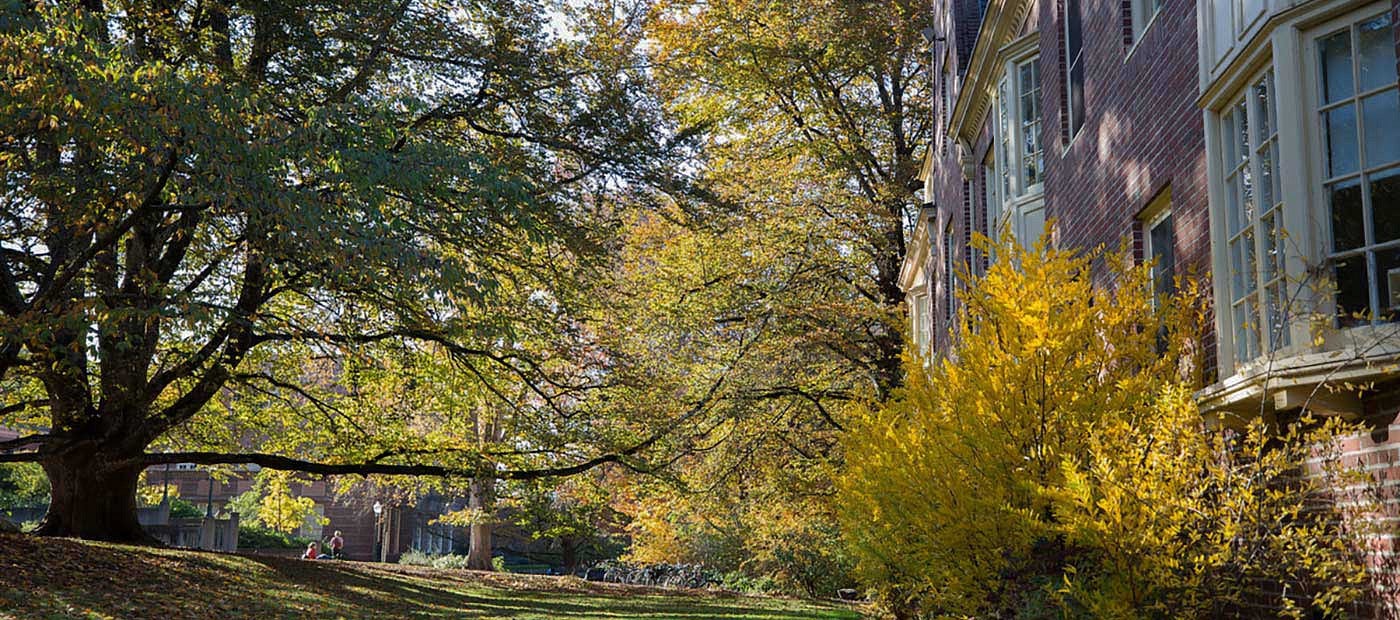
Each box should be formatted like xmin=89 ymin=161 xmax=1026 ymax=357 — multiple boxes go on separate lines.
xmin=1334 ymin=254 xmax=1370 ymax=326
xmin=1253 ymin=76 xmax=1272 ymax=140
xmin=1240 ymin=155 xmax=1255 ymax=220
xmin=1373 ymin=166 xmax=1400 ymax=244
xmin=1258 ymin=142 xmax=1274 ymax=208
xmin=1020 ymin=61 xmax=1039 ymax=99
xmin=1266 ymin=71 xmax=1279 ymax=131
xmin=1020 ymin=61 xmax=1042 ymax=188
xmin=1268 ymin=281 xmax=1290 ymax=350
xmin=1324 ymin=104 xmax=1359 ymax=177
xmin=1263 ymin=209 xmax=1282 ymax=281
xmin=1066 ymin=0 xmax=1083 ymax=57
xmin=1270 ymin=141 xmax=1282 ymax=204
xmin=1242 ymin=227 xmax=1256 ymax=292
xmin=1378 ymin=247 xmax=1400 ymax=320
xmin=1358 ymin=13 xmax=1397 ymax=93
xmin=1319 ymin=29 xmax=1354 ymax=104
xmin=1222 ymin=112 xmax=1237 ymax=165
xmin=1231 ymin=234 xmax=1256 ymax=300
xmin=1361 ymin=89 xmax=1400 ymax=167
xmin=1150 ymin=214 xmax=1175 ymax=299
xmin=1235 ymin=298 xmax=1259 ymax=362
xmin=1226 ymin=174 xmax=1243 ymax=235
xmin=1329 ymin=177 xmax=1365 ymax=251
xmin=1233 ymin=104 xmax=1250 ymax=167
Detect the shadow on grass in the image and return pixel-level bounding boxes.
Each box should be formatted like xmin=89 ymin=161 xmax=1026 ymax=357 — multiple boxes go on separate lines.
xmin=244 ymin=556 xmax=850 ymax=619
xmin=0 ymin=534 xmax=861 ymax=620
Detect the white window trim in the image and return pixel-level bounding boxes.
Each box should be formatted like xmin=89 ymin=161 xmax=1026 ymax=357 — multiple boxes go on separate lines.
xmin=991 ymin=48 xmax=1047 ymax=249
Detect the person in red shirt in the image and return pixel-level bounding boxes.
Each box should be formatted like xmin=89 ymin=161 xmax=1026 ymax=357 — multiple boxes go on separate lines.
xmin=328 ymin=531 xmax=345 ymax=560
xmin=301 ymin=541 xmax=320 ymax=560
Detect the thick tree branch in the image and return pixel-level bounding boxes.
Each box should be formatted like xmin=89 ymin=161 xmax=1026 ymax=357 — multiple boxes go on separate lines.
xmin=0 ymin=434 xmax=50 ymax=451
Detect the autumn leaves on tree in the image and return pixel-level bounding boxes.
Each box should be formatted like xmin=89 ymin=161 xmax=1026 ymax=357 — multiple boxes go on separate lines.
xmin=0 ymin=1 xmax=693 ymax=540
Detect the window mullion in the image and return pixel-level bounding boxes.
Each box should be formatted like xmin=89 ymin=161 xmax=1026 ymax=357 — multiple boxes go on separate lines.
xmin=1009 ymin=64 xmax=1021 ymax=197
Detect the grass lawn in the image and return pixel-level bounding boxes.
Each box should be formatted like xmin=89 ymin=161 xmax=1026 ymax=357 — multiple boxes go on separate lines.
xmin=0 ymin=534 xmax=867 ymax=620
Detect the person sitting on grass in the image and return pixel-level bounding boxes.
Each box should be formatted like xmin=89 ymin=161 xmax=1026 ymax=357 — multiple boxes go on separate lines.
xmin=301 ymin=541 xmax=320 ymax=560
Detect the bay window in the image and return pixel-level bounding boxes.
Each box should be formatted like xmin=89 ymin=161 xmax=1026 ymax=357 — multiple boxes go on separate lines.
xmin=1315 ymin=11 xmax=1400 ymax=326
xmin=1205 ymin=3 xmax=1400 ymax=380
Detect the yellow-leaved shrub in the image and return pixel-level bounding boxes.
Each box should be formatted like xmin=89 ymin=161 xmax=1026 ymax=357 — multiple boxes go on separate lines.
xmin=838 ymin=237 xmax=1380 ymax=618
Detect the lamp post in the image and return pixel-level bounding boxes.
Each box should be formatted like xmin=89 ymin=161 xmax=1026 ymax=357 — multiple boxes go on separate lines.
xmin=205 ymin=470 xmax=215 ymax=518
xmin=372 ymin=501 xmax=383 ymax=563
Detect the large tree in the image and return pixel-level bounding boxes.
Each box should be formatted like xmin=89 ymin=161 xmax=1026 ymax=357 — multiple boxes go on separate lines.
xmin=650 ymin=0 xmax=934 ymax=398
xmin=600 ymin=0 xmax=933 ymax=590
xmin=0 ymin=0 xmax=691 ymax=541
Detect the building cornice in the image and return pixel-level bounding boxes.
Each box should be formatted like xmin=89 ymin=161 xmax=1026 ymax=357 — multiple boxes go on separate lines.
xmin=949 ymin=0 xmax=1039 ymax=151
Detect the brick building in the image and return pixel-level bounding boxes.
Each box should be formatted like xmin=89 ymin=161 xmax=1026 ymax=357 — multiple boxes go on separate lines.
xmin=906 ymin=0 xmax=1400 ymax=416
xmin=902 ymin=0 xmax=1400 ymax=599
xmin=146 ymin=466 xmax=460 ymax=562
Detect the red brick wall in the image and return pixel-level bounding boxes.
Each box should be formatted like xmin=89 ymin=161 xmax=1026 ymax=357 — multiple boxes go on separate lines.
xmin=1036 ymin=0 xmax=1213 ymax=357
xmin=152 ymin=469 xmax=433 ymax=561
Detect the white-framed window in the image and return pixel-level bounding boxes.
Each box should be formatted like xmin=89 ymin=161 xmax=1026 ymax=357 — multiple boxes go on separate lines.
xmin=1312 ymin=10 xmax=1400 ymax=327
xmin=996 ymin=56 xmax=1044 ymax=197
xmin=911 ymin=291 xmax=932 ymax=352
xmin=1221 ymin=68 xmax=1288 ymax=364
xmin=1130 ymin=0 xmax=1163 ymax=43
xmin=1063 ymin=0 xmax=1085 ymax=140
xmin=993 ymin=53 xmax=1046 ymax=249
xmin=1017 ymin=59 xmax=1044 ymax=192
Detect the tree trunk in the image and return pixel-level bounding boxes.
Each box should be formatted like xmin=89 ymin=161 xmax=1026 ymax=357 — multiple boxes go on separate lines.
xmin=35 ymin=445 xmax=153 ymax=543
xmin=465 ymin=477 xmax=494 ymax=570
xmin=561 ymin=536 xmax=579 ymax=576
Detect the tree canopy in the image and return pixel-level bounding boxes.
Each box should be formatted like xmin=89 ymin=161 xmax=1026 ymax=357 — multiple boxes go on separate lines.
xmin=0 ymin=0 xmax=699 ymax=540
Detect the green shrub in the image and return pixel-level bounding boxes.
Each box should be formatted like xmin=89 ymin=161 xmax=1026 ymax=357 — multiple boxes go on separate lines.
xmin=718 ymin=571 xmax=780 ymax=595
xmin=398 ymin=550 xmax=478 ymax=571
xmin=397 ymin=549 xmax=434 ymax=566
xmin=168 ymin=498 xmax=203 ymax=519
xmin=238 ymin=524 xmax=311 ymax=549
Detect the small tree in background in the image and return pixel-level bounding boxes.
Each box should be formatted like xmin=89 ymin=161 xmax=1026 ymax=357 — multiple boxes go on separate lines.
xmin=229 ymin=471 xmax=325 ymax=535
xmin=838 ymin=237 xmax=1379 ymax=618
xmin=0 ymin=463 xmax=48 ymax=511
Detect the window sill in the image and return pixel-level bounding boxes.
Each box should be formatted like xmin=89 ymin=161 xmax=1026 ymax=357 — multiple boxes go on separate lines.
xmin=1198 ymin=334 xmax=1400 ymax=421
